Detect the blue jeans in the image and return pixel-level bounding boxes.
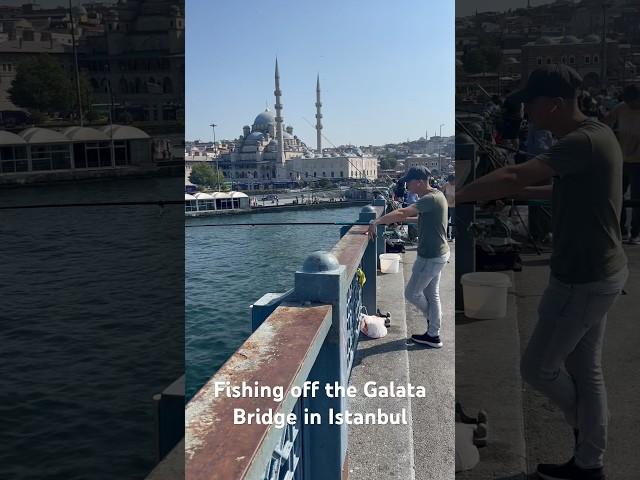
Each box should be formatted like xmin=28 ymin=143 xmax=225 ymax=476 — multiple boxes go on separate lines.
xmin=404 ymin=252 xmax=450 ymax=337
xmin=520 ymin=266 xmax=628 ymax=468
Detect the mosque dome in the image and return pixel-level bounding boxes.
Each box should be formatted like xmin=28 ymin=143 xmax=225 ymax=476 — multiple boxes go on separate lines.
xmin=244 ymin=132 xmax=264 ymax=144
xmin=253 ymin=109 xmax=275 ymax=127
xmin=505 ymin=57 xmax=519 ymax=64
xmin=283 ymin=131 xmax=294 ymax=140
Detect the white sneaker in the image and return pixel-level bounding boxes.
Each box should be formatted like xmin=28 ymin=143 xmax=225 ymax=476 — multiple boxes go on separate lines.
xmin=628 ymin=236 xmax=640 ymax=245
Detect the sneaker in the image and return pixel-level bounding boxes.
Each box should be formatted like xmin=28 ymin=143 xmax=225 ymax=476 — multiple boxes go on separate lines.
xmin=627 ymin=235 xmax=640 ymax=245
xmin=537 ymin=457 xmax=605 ymax=480
xmin=411 ymin=333 xmax=443 ymax=348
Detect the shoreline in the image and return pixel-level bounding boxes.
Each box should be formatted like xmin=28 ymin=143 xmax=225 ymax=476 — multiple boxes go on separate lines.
xmin=185 ymin=200 xmax=371 ymax=217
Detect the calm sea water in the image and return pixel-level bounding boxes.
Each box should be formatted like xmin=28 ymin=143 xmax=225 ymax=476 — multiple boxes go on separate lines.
xmin=186 ymin=206 xmax=363 ymax=400
xmin=0 ymin=177 xmax=184 ymax=479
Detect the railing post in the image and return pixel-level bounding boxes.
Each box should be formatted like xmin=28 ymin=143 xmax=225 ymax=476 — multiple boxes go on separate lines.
xmin=358 ymin=206 xmax=378 ymax=315
xmin=250 ymin=289 xmax=294 ymax=331
xmin=293 ymin=252 xmax=348 ymax=480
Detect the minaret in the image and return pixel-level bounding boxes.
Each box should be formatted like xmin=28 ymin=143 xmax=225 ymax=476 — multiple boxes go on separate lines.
xmin=274 ymin=58 xmax=285 ymax=165
xmin=315 ymin=74 xmax=323 ymax=155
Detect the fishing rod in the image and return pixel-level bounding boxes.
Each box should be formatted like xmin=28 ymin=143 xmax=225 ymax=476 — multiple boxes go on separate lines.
xmin=185 ymin=221 xmax=376 ymax=228
xmin=0 ymin=200 xmax=184 ymax=210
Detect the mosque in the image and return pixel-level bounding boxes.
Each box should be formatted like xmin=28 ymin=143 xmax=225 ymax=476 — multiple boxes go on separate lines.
xmin=217 ymin=60 xmax=377 ymax=190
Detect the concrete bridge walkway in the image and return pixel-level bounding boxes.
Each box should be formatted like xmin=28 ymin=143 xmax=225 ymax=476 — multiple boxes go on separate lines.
xmin=347 ymin=246 xmax=456 ymax=480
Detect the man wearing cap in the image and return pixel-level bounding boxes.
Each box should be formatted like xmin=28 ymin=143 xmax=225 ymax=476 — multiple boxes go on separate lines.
xmin=457 ymin=65 xmax=628 ymax=480
xmin=367 ymin=166 xmax=450 ymax=348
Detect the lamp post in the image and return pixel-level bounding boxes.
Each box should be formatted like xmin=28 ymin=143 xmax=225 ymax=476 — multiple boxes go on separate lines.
xmin=439 ymin=123 xmax=445 ymax=171
xmin=210 ymin=122 xmax=220 ymax=191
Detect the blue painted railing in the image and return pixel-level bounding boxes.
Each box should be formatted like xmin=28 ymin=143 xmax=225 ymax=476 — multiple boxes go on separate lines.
xmin=181 ymin=198 xmax=386 ymax=480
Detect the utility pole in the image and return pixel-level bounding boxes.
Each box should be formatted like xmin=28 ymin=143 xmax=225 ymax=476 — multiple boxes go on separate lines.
xmin=68 ymin=0 xmax=83 ymax=126
xmin=601 ymin=1 xmax=609 ymax=87
xmin=210 ymin=122 xmax=220 ymax=191
xmin=439 ymin=123 xmax=445 ymax=171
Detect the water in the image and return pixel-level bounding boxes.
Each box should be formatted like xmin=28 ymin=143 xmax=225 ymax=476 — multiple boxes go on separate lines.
xmin=186 ymin=206 xmax=363 ymax=400
xmin=0 ymin=177 xmax=184 ymax=479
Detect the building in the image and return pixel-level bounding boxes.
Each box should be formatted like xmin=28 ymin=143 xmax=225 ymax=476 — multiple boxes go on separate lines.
xmin=79 ymin=0 xmax=184 ymax=124
xmin=404 ymin=154 xmax=448 ymax=175
xmin=215 ymin=60 xmax=377 ymax=190
xmin=0 ymin=124 xmax=152 ymax=178
xmin=521 ymin=34 xmax=622 ymax=87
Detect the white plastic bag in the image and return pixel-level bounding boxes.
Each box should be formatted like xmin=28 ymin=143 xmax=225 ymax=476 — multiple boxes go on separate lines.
xmin=360 ymin=314 xmax=388 ymax=339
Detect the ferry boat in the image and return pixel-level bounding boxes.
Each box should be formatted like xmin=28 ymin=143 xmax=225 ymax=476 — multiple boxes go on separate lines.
xmin=185 ymin=191 xmax=250 ymax=216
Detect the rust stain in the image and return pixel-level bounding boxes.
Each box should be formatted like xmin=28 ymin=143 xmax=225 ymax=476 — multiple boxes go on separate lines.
xmin=185 ymin=304 xmax=332 ymax=480
xmin=331 ymin=225 xmax=369 ymax=280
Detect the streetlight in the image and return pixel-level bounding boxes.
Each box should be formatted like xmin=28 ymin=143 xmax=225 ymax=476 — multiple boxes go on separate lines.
xmin=209 ymin=122 xmax=220 ymax=191
xmin=438 ymin=123 xmax=445 ymax=170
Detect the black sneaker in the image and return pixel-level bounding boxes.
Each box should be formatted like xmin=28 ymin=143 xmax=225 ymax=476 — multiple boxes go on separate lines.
xmin=411 ymin=333 xmax=443 ymax=348
xmin=537 ymin=457 xmax=605 ymax=480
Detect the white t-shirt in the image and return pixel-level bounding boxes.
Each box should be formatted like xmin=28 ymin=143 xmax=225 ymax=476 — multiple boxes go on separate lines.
xmin=607 ymin=103 xmax=640 ymax=163
xmin=442 ymin=182 xmax=455 ymax=207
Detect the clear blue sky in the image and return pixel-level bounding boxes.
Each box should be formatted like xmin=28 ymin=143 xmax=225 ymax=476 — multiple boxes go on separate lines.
xmin=186 ymin=0 xmax=455 ymax=146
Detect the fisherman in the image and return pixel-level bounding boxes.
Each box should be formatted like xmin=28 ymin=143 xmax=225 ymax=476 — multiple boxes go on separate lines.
xmin=457 ymin=65 xmax=628 ymax=480
xmin=368 ymin=166 xmax=450 ymax=348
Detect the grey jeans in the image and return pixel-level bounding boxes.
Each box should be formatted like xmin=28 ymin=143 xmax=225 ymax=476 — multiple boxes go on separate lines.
xmin=520 ymin=266 xmax=628 ymax=469
xmin=404 ymin=251 xmax=450 ymax=337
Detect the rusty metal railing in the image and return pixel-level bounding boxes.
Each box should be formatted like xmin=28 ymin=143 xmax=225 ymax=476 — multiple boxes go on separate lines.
xmin=148 ymin=199 xmax=386 ymax=480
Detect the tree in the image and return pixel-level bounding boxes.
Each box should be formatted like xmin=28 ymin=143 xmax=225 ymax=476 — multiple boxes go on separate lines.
xmin=379 ymin=154 xmax=398 ymax=170
xmin=318 ymin=178 xmax=332 ymax=188
xmin=189 ymin=163 xmax=225 ymax=189
xmin=8 ymin=55 xmax=91 ymax=119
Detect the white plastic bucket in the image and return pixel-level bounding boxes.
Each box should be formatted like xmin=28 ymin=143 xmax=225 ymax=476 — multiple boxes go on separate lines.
xmin=460 ymin=272 xmax=512 ymax=319
xmin=379 ymin=253 xmax=401 ymax=274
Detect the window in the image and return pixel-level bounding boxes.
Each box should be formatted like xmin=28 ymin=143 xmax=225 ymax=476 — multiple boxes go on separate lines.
xmin=114 ymin=141 xmax=128 ymax=166
xmin=594 ymin=55 xmax=599 ymax=64
xmin=569 ymin=56 xmax=575 ymax=64
xmin=561 ymin=56 xmax=566 ymax=64
xmin=305 ymin=172 xmax=309 ymax=178
xmin=546 ymin=57 xmax=552 ymax=64
xmin=322 ymin=171 xmax=326 ymax=177
xmin=0 ymin=145 xmax=28 ymax=173
xmin=73 ymin=142 xmax=112 ymax=169
xmin=585 ymin=55 xmax=591 ymax=64
xmin=31 ymin=144 xmax=71 ymax=171
xmin=313 ymin=172 xmax=316 ymax=177
xmin=537 ymin=57 xmax=543 ymax=65
xmin=340 ymin=171 xmax=344 ymax=177
xmin=331 ymin=171 xmax=334 ymax=177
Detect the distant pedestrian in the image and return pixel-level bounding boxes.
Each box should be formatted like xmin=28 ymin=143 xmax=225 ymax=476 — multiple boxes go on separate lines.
xmin=442 ymin=174 xmax=456 ymax=241
xmin=604 ymin=84 xmax=640 ymax=244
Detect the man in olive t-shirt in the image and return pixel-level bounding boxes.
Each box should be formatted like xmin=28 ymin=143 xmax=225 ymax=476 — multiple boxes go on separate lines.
xmin=458 ymin=65 xmax=627 ymax=480
xmin=368 ymin=166 xmax=450 ymax=348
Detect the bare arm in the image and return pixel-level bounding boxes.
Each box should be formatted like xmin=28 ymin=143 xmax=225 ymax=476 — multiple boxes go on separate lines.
xmin=367 ymin=205 xmax=419 ymax=240
xmin=512 ymin=185 xmax=553 ymax=200
xmin=457 ymin=159 xmax=555 ymax=204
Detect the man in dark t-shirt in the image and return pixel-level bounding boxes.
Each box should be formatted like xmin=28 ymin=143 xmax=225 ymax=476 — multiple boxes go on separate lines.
xmin=458 ymin=65 xmax=628 ymax=480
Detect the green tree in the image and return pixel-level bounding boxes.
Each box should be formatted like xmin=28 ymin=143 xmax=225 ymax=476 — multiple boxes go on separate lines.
xmin=8 ymin=55 xmax=93 ymax=120
xmin=318 ymin=177 xmax=332 ymax=188
xmin=379 ymin=154 xmax=398 ymax=170
xmin=9 ymin=55 xmax=72 ymax=115
xmin=189 ymin=163 xmax=225 ymax=189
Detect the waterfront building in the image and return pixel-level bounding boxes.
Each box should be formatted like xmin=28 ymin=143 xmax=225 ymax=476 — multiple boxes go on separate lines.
xmin=0 ymin=124 xmax=152 ymax=178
